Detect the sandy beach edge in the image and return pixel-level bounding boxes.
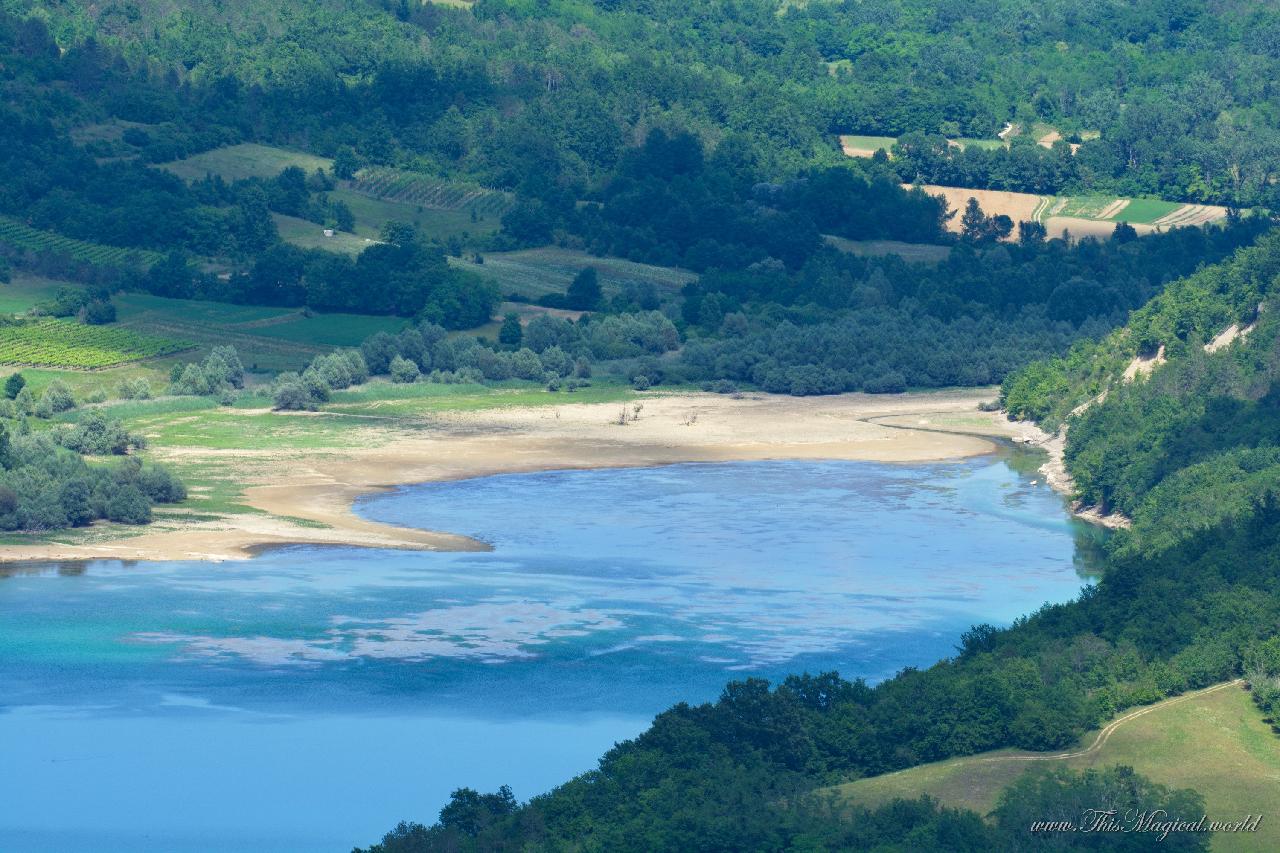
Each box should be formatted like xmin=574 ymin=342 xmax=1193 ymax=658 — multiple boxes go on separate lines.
xmin=0 ymin=389 xmax=1079 ymax=565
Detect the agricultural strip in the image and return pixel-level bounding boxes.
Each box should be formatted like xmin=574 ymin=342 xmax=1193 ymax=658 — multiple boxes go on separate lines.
xmin=113 ymin=292 xmax=402 ymax=372
xmin=0 ymin=215 xmax=161 ymax=269
xmin=0 ymin=318 xmax=191 ymax=368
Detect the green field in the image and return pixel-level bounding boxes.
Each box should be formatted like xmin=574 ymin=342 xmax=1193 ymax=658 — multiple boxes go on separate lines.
xmin=248 ymin=311 xmax=407 ymax=347
xmin=1111 ymin=198 xmax=1182 ymax=224
xmin=330 ymin=187 xmax=501 ymax=243
xmin=273 ymin=193 xmax=501 ymax=256
xmin=822 ymin=235 xmax=951 ymax=263
xmin=839 ymin=134 xmax=897 ymax=153
xmin=0 ymin=215 xmax=162 ymax=269
xmin=449 ymin=246 xmax=695 ymax=299
xmin=953 ymin=137 xmax=1005 ymax=151
xmin=0 ymin=318 xmax=191 ymax=368
xmin=831 ymin=683 xmax=1279 ymax=853
xmin=114 ymin=291 xmax=405 ymax=372
xmin=272 ymin=214 xmax=378 ymax=255
xmin=0 ymin=274 xmax=85 ymax=314
xmin=157 ymin=143 xmax=333 ymax=182
xmin=1049 ymin=195 xmax=1118 ymax=219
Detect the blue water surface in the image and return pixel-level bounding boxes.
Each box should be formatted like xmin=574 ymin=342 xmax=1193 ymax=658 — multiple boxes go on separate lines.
xmin=0 ymin=458 xmax=1096 ymax=851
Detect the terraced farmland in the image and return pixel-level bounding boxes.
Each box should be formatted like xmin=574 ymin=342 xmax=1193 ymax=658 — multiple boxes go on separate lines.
xmin=0 ymin=216 xmax=161 ymax=269
xmin=0 ymin=319 xmax=192 ymax=368
xmin=350 ymin=167 xmax=513 ymax=215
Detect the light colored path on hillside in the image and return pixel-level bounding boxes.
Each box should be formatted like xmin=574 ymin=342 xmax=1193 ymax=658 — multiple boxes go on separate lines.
xmin=970 ymin=679 xmax=1246 ymax=766
xmin=831 ymin=679 xmax=1278 ymax=852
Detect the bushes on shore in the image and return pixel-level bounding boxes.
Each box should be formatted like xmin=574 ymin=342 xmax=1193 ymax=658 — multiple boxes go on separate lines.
xmin=0 ymin=428 xmax=184 ymax=531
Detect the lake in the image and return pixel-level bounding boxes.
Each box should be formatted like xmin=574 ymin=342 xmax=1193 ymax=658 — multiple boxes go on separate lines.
xmin=0 ymin=455 xmax=1099 ymax=851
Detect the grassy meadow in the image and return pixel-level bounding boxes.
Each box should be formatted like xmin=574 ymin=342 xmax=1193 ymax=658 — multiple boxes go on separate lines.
xmin=449 ymin=246 xmax=695 ymax=299
xmin=157 ymin=143 xmax=333 ymax=182
xmin=830 ymin=683 xmax=1278 ymax=852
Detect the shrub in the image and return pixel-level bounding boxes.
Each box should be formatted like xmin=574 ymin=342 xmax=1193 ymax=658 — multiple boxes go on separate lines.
xmin=119 ymin=378 xmax=152 ymax=400
xmin=511 ymin=348 xmax=544 ymax=380
xmin=4 ymin=372 xmax=25 ymax=399
xmin=171 ymin=363 xmax=212 ymax=396
xmin=389 ymin=355 xmax=420 ymax=383
xmin=80 ymin=299 xmax=117 ymax=325
xmin=13 ymin=386 xmax=33 ymax=414
xmin=273 ymin=379 xmax=314 ymax=411
xmin=59 ymin=411 xmax=143 ymax=455
xmin=540 ymin=345 xmax=572 ymax=377
xmin=138 ymin=466 xmax=187 ymax=503
xmin=37 ymin=380 xmax=76 ymax=417
xmin=362 ymin=331 xmax=400 ymax=375
xmin=341 ymin=350 xmax=369 ymax=384
xmin=106 ymin=485 xmax=152 ymax=524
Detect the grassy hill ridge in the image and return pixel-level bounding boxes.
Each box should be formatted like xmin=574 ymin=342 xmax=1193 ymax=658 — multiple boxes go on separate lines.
xmin=831 ymin=681 xmax=1277 ymax=852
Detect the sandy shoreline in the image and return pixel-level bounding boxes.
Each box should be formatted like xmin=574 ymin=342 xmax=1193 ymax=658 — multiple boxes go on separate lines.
xmin=1 ymin=389 xmax=1048 ymax=564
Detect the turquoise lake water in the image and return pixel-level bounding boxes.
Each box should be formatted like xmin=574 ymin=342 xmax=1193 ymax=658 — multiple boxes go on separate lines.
xmin=0 ymin=456 xmax=1099 ymax=851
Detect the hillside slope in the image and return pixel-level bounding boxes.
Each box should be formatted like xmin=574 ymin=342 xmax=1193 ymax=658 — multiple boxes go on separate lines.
xmin=1002 ymin=228 xmax=1280 ymax=556
xmin=832 ymin=681 xmax=1276 ymax=853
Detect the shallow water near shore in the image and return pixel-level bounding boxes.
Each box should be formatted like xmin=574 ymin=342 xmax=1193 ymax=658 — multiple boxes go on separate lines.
xmin=0 ymin=456 xmax=1099 ymax=852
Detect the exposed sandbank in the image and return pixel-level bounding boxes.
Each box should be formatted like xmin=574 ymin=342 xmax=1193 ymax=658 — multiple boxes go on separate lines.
xmin=1 ymin=389 xmax=1037 ymax=563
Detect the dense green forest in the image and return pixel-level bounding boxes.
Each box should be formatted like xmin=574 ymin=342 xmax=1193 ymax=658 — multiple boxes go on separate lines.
xmin=10 ymin=0 xmax=1280 ymax=206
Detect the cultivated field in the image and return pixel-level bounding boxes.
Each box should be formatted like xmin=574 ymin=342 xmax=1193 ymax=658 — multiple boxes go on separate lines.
xmin=272 ymin=214 xmax=378 ymax=255
xmin=838 ymin=135 xmax=896 ymax=157
xmin=157 ymin=143 xmax=333 ymax=182
xmin=114 ymin=291 xmax=405 ymax=372
xmin=916 ymin=185 xmax=1228 ymax=241
xmin=830 ymin=682 xmax=1278 ymax=852
xmin=350 ymin=167 xmax=512 ymax=216
xmin=157 ymin=145 xmax=506 ymax=250
xmin=449 ymin=246 xmax=696 ymax=299
xmin=0 ymin=215 xmax=161 ymax=269
xmin=0 ymin=318 xmax=191 ymax=368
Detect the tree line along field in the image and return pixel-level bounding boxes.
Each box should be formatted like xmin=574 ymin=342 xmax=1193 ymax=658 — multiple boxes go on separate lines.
xmin=0 ymin=318 xmax=191 ymax=368
xmin=828 ymin=683 xmax=1278 ymax=853
xmin=0 ymin=215 xmax=162 ymax=270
